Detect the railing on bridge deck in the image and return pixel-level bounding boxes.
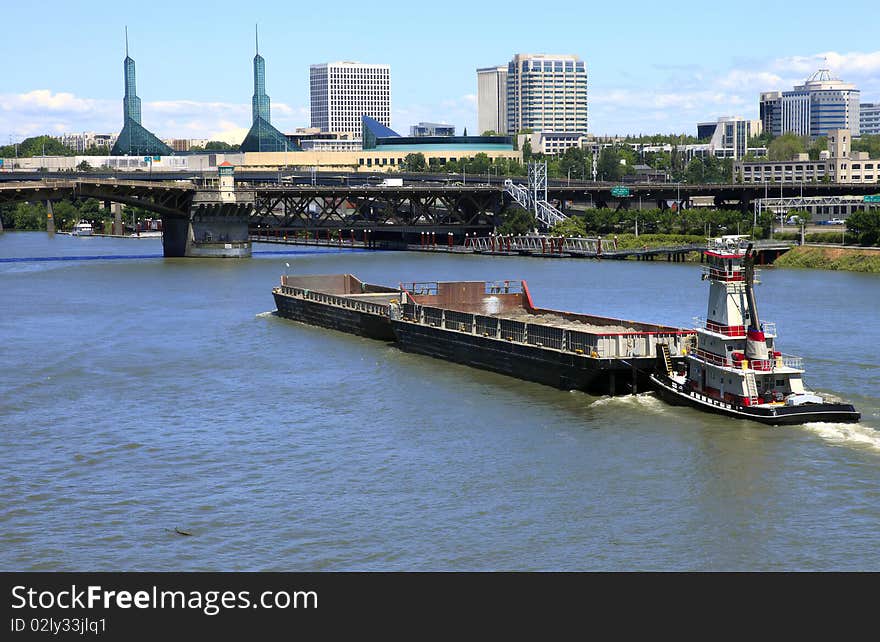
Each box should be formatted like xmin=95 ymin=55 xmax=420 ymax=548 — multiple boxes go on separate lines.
xmin=465 ymin=234 xmax=608 ymax=255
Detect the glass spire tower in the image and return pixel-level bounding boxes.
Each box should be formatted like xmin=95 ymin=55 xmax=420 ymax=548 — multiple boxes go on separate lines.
xmin=240 ymin=25 xmax=295 ymax=152
xmin=252 ymin=27 xmax=270 ymax=123
xmin=111 ymin=28 xmax=172 ymax=156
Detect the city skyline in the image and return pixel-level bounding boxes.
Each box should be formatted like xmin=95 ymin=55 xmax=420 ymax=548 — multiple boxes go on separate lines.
xmin=1 ymin=0 xmax=878 ymax=144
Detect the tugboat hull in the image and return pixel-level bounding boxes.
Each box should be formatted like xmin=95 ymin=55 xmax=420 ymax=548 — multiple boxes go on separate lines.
xmin=649 ymin=374 xmax=861 ymax=426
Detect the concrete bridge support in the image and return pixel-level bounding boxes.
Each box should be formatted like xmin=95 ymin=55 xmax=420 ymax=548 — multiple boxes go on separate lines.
xmin=46 ymin=200 xmax=55 ymax=234
xmin=161 ymin=203 xmax=253 ymax=258
xmin=112 ymin=202 xmax=124 ymax=236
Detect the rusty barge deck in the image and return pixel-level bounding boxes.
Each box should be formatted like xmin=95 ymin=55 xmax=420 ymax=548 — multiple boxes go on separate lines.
xmin=272 ymin=274 xmax=695 ymax=395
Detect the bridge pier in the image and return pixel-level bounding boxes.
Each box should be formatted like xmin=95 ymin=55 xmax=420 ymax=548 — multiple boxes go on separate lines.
xmin=162 ymin=203 xmax=253 ymax=258
xmin=113 ymin=202 xmax=124 ymax=236
xmin=46 ymin=200 xmax=55 ymax=234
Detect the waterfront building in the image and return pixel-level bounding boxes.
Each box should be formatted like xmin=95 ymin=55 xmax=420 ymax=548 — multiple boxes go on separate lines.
xmin=55 ymin=132 xmax=117 ymax=153
xmin=861 ymin=103 xmax=880 ymax=136
xmin=310 ymin=62 xmax=391 ymax=138
xmin=505 ymin=54 xmax=588 ymax=135
xmin=477 ymin=66 xmax=508 ymax=134
xmin=759 ymin=69 xmax=860 ymax=139
xmin=239 ymin=26 xmax=295 ymax=152
xmin=110 ymin=29 xmax=172 ymax=156
xmin=695 ymin=116 xmax=762 ymax=160
xmin=518 ymin=131 xmax=587 ymax=156
xmin=410 ymin=122 xmax=455 ymax=137
xmin=736 ymin=129 xmax=878 ymax=185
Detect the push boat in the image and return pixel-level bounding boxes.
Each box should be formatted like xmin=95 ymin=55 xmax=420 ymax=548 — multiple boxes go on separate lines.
xmin=649 ymin=236 xmax=860 ymax=425
xmin=273 ymin=274 xmax=694 ymax=396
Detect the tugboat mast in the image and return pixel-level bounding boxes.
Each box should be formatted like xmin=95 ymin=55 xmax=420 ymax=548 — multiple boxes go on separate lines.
xmin=742 ymin=243 xmax=769 ymax=362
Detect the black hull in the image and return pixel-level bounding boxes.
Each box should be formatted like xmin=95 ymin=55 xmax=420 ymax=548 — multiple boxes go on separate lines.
xmin=273 ymin=291 xmax=395 ymax=341
xmin=649 ymin=374 xmax=860 ymax=426
xmin=391 ymin=320 xmax=655 ymax=396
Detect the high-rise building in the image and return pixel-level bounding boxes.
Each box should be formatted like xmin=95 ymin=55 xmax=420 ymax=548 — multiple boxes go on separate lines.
xmin=759 ymin=69 xmax=860 ymax=139
xmin=861 ymin=103 xmax=880 ymax=136
xmin=505 ymin=54 xmax=587 ymax=135
xmin=310 ymin=62 xmax=391 ymax=138
xmin=759 ymin=92 xmax=782 ymax=139
xmin=240 ymin=26 xmax=294 ymax=152
xmin=110 ymin=28 xmax=172 ymax=156
xmin=477 ymin=66 xmax=508 ymax=134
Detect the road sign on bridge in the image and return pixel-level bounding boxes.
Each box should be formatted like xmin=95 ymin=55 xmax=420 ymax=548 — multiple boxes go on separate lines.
xmin=865 ymin=195 xmax=880 ymax=203
xmin=610 ymin=186 xmax=631 ymax=197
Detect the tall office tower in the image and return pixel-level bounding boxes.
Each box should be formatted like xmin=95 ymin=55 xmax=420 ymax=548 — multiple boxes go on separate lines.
xmin=760 ymin=68 xmax=860 ymax=138
xmin=240 ymin=26 xmax=294 ymax=152
xmin=477 ymin=66 xmax=508 ymax=134
xmin=759 ymin=92 xmax=782 ymax=138
xmin=310 ymin=62 xmax=391 ymax=138
xmin=110 ymin=27 xmax=172 ymax=156
xmin=505 ymin=54 xmax=588 ymax=135
xmin=860 ymin=103 xmax=880 ymax=136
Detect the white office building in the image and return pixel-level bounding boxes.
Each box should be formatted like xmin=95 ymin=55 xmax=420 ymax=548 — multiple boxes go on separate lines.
xmin=759 ymin=69 xmax=860 ymax=138
xmin=861 ymin=103 xmax=880 ymax=136
xmin=696 ymin=116 xmax=763 ymax=159
xmin=505 ymin=54 xmax=587 ymax=135
xmin=477 ymin=66 xmax=508 ymax=135
xmin=310 ymin=62 xmax=391 ymax=138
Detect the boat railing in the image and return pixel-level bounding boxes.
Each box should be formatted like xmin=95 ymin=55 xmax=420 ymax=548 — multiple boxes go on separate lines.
xmin=690 ymin=348 xmax=804 ymax=372
xmin=401 ymin=282 xmax=439 ymax=296
xmin=694 ymin=317 xmax=747 ymax=337
xmin=280 ymin=285 xmax=391 ymax=317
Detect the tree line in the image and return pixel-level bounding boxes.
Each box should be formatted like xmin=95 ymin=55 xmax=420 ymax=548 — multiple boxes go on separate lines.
xmin=0 ymin=198 xmax=154 ymax=232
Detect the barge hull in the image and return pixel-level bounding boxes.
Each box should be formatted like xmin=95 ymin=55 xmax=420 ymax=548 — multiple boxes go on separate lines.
xmin=273 ymin=291 xmax=395 ymax=341
xmin=392 ymin=319 xmax=654 ymax=395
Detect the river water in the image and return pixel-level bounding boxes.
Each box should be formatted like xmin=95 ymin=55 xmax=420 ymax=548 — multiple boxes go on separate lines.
xmin=2 ymin=232 xmax=879 ymax=571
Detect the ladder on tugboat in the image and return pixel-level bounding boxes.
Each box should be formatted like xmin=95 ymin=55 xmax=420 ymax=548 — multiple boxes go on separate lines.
xmin=744 ymin=372 xmax=759 ymax=405
xmin=658 ymin=344 xmax=674 ymax=377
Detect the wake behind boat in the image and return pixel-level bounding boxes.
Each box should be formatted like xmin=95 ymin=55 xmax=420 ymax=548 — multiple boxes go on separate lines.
xmin=650 ymin=236 xmax=860 ymax=425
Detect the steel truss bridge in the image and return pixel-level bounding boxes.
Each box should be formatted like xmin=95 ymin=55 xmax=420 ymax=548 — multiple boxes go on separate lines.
xmin=249 ymin=184 xmax=507 ymax=234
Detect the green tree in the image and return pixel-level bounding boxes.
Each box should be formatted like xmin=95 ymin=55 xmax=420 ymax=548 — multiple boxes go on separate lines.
xmin=497 ymin=205 xmax=536 ymax=235
xmin=76 ymin=160 xmax=93 ymax=172
xmin=852 ymin=135 xmax=880 ymax=158
xmin=767 ymin=132 xmax=807 ymax=161
xmin=0 ymin=135 xmax=73 ymax=158
xmin=481 ymin=130 xmax=498 ymax=136
xmin=846 ymin=208 xmax=880 ymax=246
xmin=12 ymin=202 xmax=47 ymax=230
xmin=808 ymin=136 xmax=828 ymax=161
xmin=51 ymin=201 xmax=81 ymax=231
xmin=462 ymin=127 xmax=468 ymax=136
xmin=401 ymin=153 xmax=427 ymax=172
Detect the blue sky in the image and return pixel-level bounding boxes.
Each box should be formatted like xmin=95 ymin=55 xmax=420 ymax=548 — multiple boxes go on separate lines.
xmin=2 ymin=0 xmax=878 ymax=143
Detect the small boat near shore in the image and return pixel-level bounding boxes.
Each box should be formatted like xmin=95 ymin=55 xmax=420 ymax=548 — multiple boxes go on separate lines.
xmin=70 ymin=221 xmax=93 ymax=236
xmin=649 ymin=236 xmax=860 ymax=425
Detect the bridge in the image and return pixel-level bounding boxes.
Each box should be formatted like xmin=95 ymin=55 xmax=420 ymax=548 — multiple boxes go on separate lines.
xmin=2 ymin=174 xmax=877 ymax=256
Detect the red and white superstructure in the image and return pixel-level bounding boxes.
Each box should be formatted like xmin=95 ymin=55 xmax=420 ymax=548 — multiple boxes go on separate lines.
xmin=650 ymin=236 xmax=859 ymax=425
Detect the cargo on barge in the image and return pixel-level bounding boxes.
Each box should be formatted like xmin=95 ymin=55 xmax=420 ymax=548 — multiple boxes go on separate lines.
xmin=273 ymin=274 xmax=695 ymax=395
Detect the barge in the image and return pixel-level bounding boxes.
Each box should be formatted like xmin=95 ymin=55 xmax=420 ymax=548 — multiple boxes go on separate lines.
xmin=649 ymin=236 xmax=860 ymax=425
xmin=273 ymin=274 xmax=695 ymax=395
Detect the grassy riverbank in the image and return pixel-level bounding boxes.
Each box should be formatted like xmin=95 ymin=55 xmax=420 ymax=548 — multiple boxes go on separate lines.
xmin=773 ymin=246 xmax=880 ymax=273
